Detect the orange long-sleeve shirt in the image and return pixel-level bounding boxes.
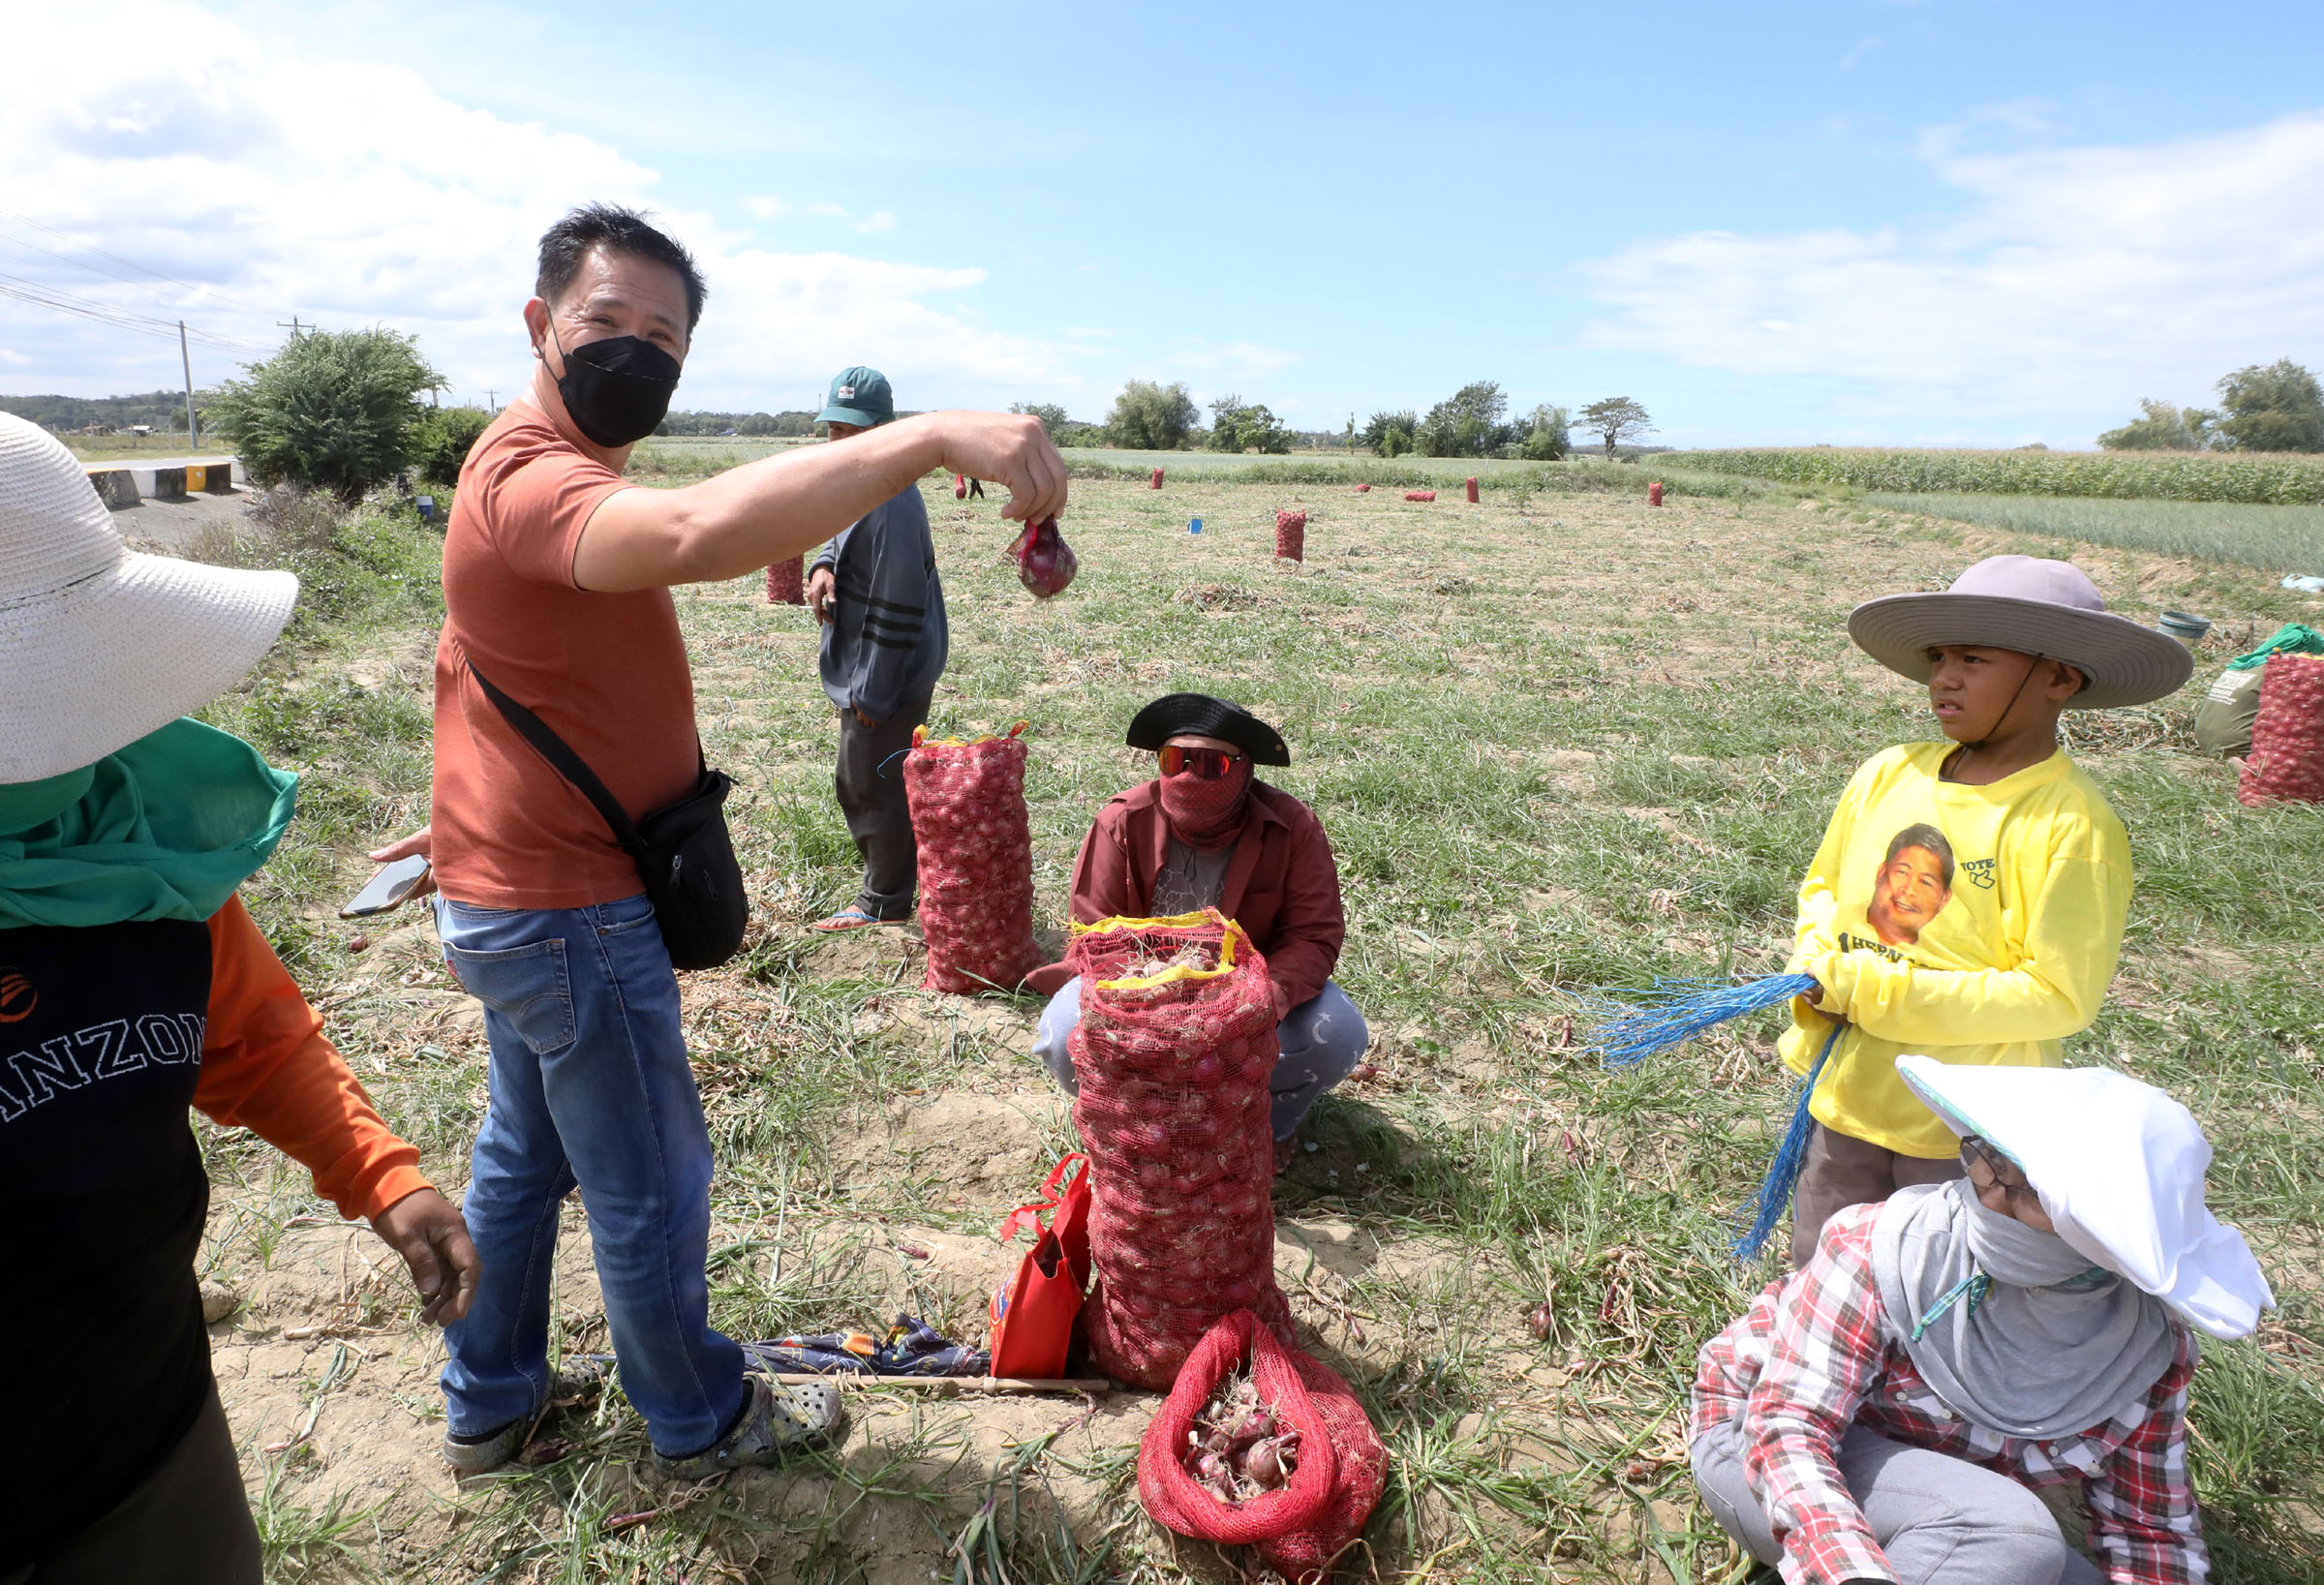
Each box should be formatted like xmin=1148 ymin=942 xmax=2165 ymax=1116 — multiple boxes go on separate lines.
xmin=196 ymin=894 xmax=432 ymax=1219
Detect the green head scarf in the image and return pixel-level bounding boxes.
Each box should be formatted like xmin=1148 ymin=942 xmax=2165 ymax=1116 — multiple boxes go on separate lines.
xmin=0 ymin=718 xmax=298 ymax=930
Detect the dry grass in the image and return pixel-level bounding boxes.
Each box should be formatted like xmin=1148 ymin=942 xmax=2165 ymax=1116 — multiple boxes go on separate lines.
xmin=191 ymin=471 xmax=2324 ymax=1582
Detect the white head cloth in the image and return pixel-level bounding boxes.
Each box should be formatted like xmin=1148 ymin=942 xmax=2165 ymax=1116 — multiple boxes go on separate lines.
xmin=1893 ymin=1054 xmax=2276 ymax=1339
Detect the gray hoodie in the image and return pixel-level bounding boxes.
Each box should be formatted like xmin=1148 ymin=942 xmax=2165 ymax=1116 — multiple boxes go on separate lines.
xmin=810 ymin=482 xmax=947 ymax=721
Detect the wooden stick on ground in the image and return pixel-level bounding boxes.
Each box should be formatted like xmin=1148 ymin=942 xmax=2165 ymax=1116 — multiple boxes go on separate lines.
xmin=771 ymin=1374 xmax=1114 ymax=1395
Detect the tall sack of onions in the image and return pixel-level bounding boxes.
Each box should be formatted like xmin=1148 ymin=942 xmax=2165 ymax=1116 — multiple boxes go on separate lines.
xmin=903 ymin=723 xmax=1046 ymax=993
xmin=1065 ymin=910 xmax=1293 ymax=1387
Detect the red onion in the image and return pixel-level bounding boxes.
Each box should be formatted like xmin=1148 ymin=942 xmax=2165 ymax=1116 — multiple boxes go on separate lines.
xmin=1011 ymin=516 xmax=1079 ymax=597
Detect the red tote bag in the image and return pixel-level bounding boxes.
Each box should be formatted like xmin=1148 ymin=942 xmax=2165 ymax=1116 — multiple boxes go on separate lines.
xmin=990 ymin=1153 xmax=1092 ymax=1378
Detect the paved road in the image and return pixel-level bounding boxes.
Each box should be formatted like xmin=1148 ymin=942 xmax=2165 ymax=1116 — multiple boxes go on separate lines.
xmin=106 ymin=485 xmax=258 ymax=552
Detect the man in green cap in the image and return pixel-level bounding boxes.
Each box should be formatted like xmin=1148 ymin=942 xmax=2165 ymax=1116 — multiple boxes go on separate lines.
xmin=805 ymin=367 xmax=949 ymax=930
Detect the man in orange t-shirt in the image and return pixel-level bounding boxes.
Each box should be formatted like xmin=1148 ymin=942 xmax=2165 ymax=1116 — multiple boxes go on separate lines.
xmin=371 ymin=203 xmax=1067 ymax=1479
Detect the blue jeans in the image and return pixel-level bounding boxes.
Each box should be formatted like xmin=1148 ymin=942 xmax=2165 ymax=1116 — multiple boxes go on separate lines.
xmin=1032 ymin=978 xmax=1368 ymax=1140
xmin=433 ymin=894 xmax=743 ymax=1458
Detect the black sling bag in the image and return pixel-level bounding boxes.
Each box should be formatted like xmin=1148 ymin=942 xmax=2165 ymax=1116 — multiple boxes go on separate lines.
xmin=467 ymin=658 xmax=749 ymax=971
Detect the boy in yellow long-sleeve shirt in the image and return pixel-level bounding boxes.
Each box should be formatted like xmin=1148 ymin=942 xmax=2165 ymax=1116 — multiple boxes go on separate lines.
xmin=1782 ymin=555 xmax=2193 ymax=1266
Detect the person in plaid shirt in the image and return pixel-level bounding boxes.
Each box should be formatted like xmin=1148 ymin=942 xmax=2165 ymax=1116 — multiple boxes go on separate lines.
xmin=1689 ymin=1056 xmax=2274 ymax=1585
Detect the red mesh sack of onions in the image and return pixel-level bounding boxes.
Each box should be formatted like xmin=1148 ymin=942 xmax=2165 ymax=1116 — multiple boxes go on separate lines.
xmin=2238 ymin=654 xmax=2324 ymax=807
xmin=1064 ymin=910 xmax=1293 ymax=1388
xmin=1010 ymin=515 xmax=1079 ymax=597
xmin=1137 ymin=1308 xmax=1389 ymax=1584
xmin=902 ymin=722 xmax=1046 ymax=993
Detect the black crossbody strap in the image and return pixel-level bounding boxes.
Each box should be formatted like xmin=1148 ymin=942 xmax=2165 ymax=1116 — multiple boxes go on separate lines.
xmin=466 ymin=656 xmax=648 ymax=854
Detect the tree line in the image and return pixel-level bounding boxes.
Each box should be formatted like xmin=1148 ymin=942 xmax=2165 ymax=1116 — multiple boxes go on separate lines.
xmin=1005 ymin=381 xmax=1657 ymax=460
xmin=2099 ymin=358 xmax=2324 ymax=452
xmin=23 ymin=326 xmax=1675 ymax=501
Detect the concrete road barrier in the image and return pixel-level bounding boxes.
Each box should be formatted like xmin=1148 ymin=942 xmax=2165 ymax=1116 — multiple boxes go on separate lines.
xmin=133 ymin=466 xmax=188 ymax=502
xmin=87 ymin=469 xmax=139 ymax=509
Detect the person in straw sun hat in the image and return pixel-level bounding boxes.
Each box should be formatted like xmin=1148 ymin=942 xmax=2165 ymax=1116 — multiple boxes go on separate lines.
xmin=1773 ymin=554 xmax=2194 ymax=1270
xmin=1689 ymin=1054 xmax=2272 ymax=1585
xmin=0 ymin=412 xmax=479 ymax=1584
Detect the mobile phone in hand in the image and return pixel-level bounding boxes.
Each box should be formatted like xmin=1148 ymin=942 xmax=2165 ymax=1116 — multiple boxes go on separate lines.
xmin=340 ymin=854 xmax=432 ymax=918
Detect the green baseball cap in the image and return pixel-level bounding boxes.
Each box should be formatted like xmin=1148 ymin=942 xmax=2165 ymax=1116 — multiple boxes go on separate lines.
xmin=818 ymin=366 xmax=894 ymax=428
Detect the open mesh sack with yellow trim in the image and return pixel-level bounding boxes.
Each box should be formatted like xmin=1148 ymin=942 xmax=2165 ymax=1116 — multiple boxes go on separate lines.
xmin=903 ymin=723 xmax=1045 ymax=993
xmin=1064 ymin=909 xmax=1293 ymax=1387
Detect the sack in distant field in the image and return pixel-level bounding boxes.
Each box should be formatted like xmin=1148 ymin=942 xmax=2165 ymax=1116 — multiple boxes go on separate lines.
xmin=2201 ymin=624 xmax=2324 ymax=757
xmin=1065 ymin=910 xmax=1290 ymax=1389
xmin=2238 ymin=654 xmax=2324 ymax=807
xmin=1136 ymin=1309 xmax=1388 ymax=1585
xmin=2194 ymin=665 xmax=2265 ymax=758
xmin=1275 ymin=509 xmax=1306 ymax=563
xmin=903 ymin=723 xmax=1045 ymax=992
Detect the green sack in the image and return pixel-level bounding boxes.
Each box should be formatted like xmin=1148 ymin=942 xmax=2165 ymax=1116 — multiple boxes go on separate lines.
xmin=2194 ymin=665 xmax=2265 ymax=757
xmin=2225 ymin=624 xmax=2324 ymax=670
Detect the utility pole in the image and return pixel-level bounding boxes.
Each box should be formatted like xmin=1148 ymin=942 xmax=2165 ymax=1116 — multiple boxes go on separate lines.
xmin=178 ymin=320 xmax=198 ymax=448
xmin=277 ymin=316 xmax=306 ymax=337
xmin=484 ymin=388 xmax=497 ymax=413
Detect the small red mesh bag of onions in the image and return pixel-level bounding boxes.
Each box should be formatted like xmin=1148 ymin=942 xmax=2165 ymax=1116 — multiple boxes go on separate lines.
xmin=1064 ymin=910 xmax=1292 ymax=1388
xmin=1137 ymin=1309 xmax=1389 ymax=1584
xmin=1403 ymin=489 xmax=1436 ymax=503
xmin=764 ymin=556 xmax=804 ymax=605
xmin=903 ymin=723 xmax=1046 ymax=993
xmin=2239 ymin=654 xmax=2324 ymax=807
xmin=1010 ymin=516 xmax=1079 ymax=597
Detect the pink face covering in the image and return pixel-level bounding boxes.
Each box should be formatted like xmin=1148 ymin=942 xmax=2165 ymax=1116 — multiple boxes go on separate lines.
xmin=1157 ymin=758 xmax=1252 ymax=852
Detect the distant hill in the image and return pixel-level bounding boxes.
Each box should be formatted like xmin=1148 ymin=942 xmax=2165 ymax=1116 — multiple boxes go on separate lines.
xmin=1 ymin=391 xmax=199 ymax=432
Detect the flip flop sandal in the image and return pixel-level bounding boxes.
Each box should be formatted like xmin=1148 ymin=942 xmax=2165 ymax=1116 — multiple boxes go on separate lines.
xmin=811 ymin=907 xmax=894 ymax=932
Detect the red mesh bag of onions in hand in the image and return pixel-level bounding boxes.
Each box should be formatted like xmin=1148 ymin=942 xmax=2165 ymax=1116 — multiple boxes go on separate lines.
xmin=1010 ymin=515 xmax=1079 ymax=597
xmin=1064 ymin=910 xmax=1292 ymax=1388
xmin=1137 ymin=1309 xmax=1389 ymax=1584
xmin=902 ymin=723 xmax=1046 ymax=993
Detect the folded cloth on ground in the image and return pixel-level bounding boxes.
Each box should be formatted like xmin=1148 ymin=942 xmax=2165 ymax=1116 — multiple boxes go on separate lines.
xmin=745 ymin=1314 xmax=989 ymax=1377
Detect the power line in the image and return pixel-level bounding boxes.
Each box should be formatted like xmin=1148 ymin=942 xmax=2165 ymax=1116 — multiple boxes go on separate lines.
xmin=0 ymin=206 xmax=282 ymax=320
xmin=0 ymin=272 xmax=269 ymax=355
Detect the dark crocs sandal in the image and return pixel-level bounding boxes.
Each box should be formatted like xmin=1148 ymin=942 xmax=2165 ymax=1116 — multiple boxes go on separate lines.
xmin=442 ymin=1357 xmax=611 ymax=1478
xmin=652 ymin=1375 xmax=846 ymax=1479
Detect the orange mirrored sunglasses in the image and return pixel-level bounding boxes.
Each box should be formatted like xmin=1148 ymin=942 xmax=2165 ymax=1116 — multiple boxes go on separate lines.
xmin=1157 ymin=745 xmax=1243 ymax=779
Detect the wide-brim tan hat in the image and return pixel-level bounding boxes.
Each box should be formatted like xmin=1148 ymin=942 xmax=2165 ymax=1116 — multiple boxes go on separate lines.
xmin=1848 ymin=554 xmax=2193 ymax=710
xmin=0 ymin=412 xmax=297 ymax=783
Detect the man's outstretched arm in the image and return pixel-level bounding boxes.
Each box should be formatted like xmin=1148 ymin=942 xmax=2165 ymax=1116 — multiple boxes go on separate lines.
xmin=574 ymin=411 xmax=1065 ymax=592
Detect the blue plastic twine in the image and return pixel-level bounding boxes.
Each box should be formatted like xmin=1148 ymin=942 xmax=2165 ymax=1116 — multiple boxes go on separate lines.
xmin=1731 ymin=1018 xmax=1846 ymax=1262
xmin=1575 ymin=971 xmax=1839 ymax=1263
xmin=876 ymin=747 xmax=910 ymax=779
xmin=1580 ymin=972 xmax=1819 ymax=1069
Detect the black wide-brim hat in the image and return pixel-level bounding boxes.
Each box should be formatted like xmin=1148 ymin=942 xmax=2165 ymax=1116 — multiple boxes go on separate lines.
xmin=1125 ymin=693 xmax=1291 ymax=767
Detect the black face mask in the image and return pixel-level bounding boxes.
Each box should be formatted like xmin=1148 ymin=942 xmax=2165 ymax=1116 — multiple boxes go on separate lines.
xmin=547 ymin=326 xmax=681 ymax=447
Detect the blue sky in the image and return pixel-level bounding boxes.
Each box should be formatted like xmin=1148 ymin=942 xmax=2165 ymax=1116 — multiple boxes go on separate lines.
xmin=7 ymin=1 xmax=2324 ymax=445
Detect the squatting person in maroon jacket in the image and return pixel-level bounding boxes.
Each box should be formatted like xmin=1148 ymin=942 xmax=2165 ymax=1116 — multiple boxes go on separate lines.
xmin=1025 ymin=693 xmax=1367 ymax=1153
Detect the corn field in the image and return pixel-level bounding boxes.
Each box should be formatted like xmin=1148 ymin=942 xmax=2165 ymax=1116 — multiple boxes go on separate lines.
xmin=1668 ymin=446 xmax=2324 ymax=504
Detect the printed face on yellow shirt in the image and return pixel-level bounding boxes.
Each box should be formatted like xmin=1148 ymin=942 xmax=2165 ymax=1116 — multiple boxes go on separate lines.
xmin=1867 ymin=824 xmax=1956 ymax=946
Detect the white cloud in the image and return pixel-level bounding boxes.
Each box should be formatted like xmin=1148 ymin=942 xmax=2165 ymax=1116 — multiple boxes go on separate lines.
xmin=742 ymin=195 xmax=788 ymax=220
xmin=807 ymin=202 xmax=894 ymax=234
xmin=1171 ymin=340 xmax=1304 ymax=378
xmin=0 ymin=2 xmax=1055 ymax=409
xmin=1575 ymin=110 xmax=2324 ymax=435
